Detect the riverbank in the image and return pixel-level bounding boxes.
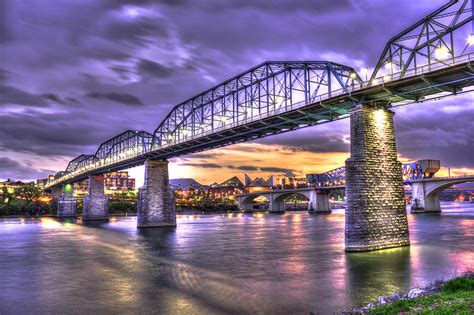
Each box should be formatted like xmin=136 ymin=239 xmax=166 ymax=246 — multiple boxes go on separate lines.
xmin=346 ymin=272 xmax=473 ymax=314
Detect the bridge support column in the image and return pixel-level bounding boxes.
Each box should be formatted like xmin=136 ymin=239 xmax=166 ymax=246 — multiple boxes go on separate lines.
xmin=308 ymin=190 xmax=331 ymax=213
xmin=57 ymin=184 xmax=77 ymax=218
xmin=137 ymin=159 xmax=176 ymax=228
xmin=345 ymin=105 xmax=409 ymax=252
xmin=237 ymin=197 xmax=251 ymax=211
xmin=82 ymin=175 xmax=109 ymax=220
xmin=51 ymin=186 xmax=62 ymax=201
xmin=268 ymin=197 xmax=285 ymax=213
xmin=410 ymin=182 xmax=441 ymax=213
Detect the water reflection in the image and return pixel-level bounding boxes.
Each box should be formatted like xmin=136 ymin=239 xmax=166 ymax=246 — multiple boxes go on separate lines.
xmin=346 ymin=247 xmax=411 ymax=304
xmin=0 ymin=202 xmax=472 ymax=314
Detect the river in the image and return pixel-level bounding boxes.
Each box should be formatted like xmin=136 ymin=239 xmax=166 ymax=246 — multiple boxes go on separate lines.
xmin=0 ymin=201 xmax=472 ymax=314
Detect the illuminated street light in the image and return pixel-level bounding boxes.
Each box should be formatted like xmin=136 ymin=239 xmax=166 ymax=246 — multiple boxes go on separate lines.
xmin=435 ymin=46 xmax=450 ymax=59
xmin=349 ymin=72 xmax=357 ymax=79
xmin=274 ymin=95 xmax=285 ymax=106
xmin=467 ymin=34 xmax=474 ymax=45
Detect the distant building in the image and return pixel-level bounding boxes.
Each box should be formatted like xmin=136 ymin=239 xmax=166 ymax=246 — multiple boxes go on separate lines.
xmin=74 ymin=180 xmax=89 ymax=192
xmin=170 ymin=177 xmax=245 ymax=205
xmin=170 ymin=178 xmax=207 ymax=205
xmin=170 ymin=178 xmax=204 ymax=191
xmin=36 ymin=178 xmax=48 ymax=190
xmin=208 ymin=176 xmax=244 ymax=202
xmin=274 ymin=176 xmax=308 ymax=189
xmin=244 ymin=174 xmax=274 ymax=193
xmin=105 ymin=171 xmax=135 ymax=192
xmin=0 ymin=179 xmax=28 ymax=193
xmin=73 ymin=171 xmax=136 ymax=193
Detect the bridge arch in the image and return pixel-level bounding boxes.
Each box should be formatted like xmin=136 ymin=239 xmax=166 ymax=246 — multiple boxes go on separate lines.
xmin=411 ymin=177 xmax=474 ymax=212
xmin=425 ymin=179 xmax=474 ymax=196
xmin=273 ymin=192 xmax=310 ymax=211
xmin=239 ymin=194 xmax=270 ymax=211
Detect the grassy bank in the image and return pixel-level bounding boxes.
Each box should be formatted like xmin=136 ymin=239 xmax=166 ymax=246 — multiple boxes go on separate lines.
xmin=367 ymin=274 xmax=473 ymax=314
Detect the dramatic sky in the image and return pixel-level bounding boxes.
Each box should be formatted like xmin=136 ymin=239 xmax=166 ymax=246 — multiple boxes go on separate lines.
xmin=1 ymin=0 xmax=473 ymax=185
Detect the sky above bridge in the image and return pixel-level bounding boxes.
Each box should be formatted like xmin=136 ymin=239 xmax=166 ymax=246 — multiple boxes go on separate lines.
xmin=1 ymin=0 xmax=473 ymax=185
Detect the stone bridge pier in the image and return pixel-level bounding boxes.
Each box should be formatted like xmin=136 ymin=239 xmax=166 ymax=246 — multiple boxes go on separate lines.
xmin=83 ymin=175 xmax=109 ymax=220
xmin=51 ymin=186 xmax=62 ymax=201
xmin=56 ymin=184 xmax=77 ymax=218
xmin=345 ymin=105 xmax=410 ymax=252
xmin=307 ymin=190 xmax=330 ymax=213
xmin=137 ymin=159 xmax=176 ymax=228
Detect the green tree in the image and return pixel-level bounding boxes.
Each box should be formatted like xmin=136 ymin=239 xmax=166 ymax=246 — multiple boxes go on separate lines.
xmin=15 ymin=184 xmax=42 ymax=203
xmin=1 ymin=187 xmax=14 ymax=205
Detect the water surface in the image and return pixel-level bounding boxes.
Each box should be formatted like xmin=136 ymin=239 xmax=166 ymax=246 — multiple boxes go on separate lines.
xmin=0 ymin=202 xmax=472 ymax=314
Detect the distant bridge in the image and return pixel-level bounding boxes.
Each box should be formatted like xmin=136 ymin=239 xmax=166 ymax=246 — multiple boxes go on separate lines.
xmin=303 ymin=161 xmax=441 ymax=189
xmin=237 ymin=160 xmax=474 ymax=213
xmin=410 ymin=175 xmax=474 ymax=212
xmin=236 ymin=187 xmax=330 ymax=213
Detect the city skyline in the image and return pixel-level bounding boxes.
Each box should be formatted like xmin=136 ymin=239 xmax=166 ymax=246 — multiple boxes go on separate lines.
xmin=1 ymin=0 xmax=473 ymax=184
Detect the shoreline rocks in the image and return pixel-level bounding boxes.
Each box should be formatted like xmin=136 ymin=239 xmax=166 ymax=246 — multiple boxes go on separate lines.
xmin=343 ymin=277 xmax=451 ymax=314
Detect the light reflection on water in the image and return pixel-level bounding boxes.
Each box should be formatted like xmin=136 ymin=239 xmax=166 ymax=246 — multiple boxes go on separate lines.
xmin=0 ymin=201 xmax=472 ymax=314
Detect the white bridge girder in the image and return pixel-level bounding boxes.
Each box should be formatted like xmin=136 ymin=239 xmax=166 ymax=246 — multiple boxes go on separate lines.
xmin=409 ymin=176 xmax=474 ymax=213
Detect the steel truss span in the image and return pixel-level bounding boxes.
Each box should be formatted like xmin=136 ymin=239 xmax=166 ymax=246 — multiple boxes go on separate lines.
xmin=151 ymin=62 xmax=362 ymax=150
xmin=307 ymin=160 xmax=439 ymax=188
xmin=46 ymin=0 xmax=474 ymax=189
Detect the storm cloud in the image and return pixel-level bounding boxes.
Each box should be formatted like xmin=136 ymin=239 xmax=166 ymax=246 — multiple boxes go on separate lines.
xmin=0 ymin=85 xmax=48 ymax=106
xmin=86 ymin=92 xmax=144 ymax=106
xmin=0 ymin=157 xmax=53 ymax=181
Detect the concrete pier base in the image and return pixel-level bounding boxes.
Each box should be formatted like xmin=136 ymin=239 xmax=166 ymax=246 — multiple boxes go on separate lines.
xmin=410 ymin=181 xmax=441 ymax=213
xmin=268 ymin=199 xmax=285 ymax=213
xmin=82 ymin=175 xmax=109 ymax=221
xmin=308 ymin=190 xmax=331 ymax=213
xmin=137 ymin=159 xmax=176 ymax=228
xmin=57 ymin=184 xmax=77 ymax=217
xmin=345 ymin=106 xmax=410 ymax=252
